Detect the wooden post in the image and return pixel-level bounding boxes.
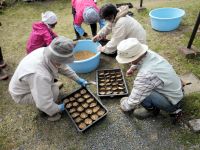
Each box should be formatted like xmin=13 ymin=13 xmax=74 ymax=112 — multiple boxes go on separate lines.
xmin=187 ymin=12 xmax=200 ymax=49
xmin=137 ymin=0 xmax=146 ymax=12
xmin=179 ymin=11 xmax=200 ymax=58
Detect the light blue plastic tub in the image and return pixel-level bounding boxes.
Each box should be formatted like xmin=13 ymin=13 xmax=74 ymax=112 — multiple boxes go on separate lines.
xmin=69 ymin=40 xmax=101 ymax=73
xmin=149 ymin=8 xmax=185 ymax=31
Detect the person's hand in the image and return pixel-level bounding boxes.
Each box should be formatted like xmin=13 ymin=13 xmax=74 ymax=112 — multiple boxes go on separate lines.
xmin=92 ymin=34 xmax=101 ymax=42
xmin=58 ymin=103 xmax=65 ymax=111
xmin=76 ymin=78 xmax=88 ymax=87
xmin=120 ymin=97 xmax=132 ymax=112
xmin=97 ymin=45 xmax=106 ymax=52
xmin=126 ymin=65 xmax=137 ymax=77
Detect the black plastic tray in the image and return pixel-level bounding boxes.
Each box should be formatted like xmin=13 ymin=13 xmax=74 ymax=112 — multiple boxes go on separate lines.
xmin=63 ymin=87 xmax=108 ymax=132
xmin=99 ymin=39 xmax=110 ymax=46
xmin=96 ymin=69 xmax=128 ymax=97
xmin=116 ymin=3 xmax=133 ymax=8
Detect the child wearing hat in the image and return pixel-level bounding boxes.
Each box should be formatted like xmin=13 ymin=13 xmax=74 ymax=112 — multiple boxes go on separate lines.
xmin=116 ymin=38 xmax=183 ymax=124
xmin=9 ymin=36 xmax=88 ymax=121
xmin=26 ymin=11 xmax=58 ymax=54
xmin=71 ymin=0 xmax=105 ymax=41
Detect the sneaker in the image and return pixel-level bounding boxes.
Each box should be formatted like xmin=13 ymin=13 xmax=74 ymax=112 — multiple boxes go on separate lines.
xmin=38 ymin=110 xmax=61 ymax=122
xmin=169 ymin=109 xmax=183 ymax=124
xmin=47 ymin=113 xmax=61 ymax=122
xmin=0 ymin=69 xmax=8 ymax=80
xmin=133 ymin=107 xmax=160 ymax=119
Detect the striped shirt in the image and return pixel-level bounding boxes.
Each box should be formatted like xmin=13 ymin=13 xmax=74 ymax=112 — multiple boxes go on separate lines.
xmin=121 ymin=71 xmax=164 ymax=111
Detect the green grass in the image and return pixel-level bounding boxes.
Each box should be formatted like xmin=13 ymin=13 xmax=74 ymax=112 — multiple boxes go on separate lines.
xmin=0 ymin=0 xmax=200 ymax=149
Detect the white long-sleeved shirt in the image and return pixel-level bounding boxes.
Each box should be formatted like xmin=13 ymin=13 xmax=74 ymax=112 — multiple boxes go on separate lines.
xmin=9 ymin=48 xmax=79 ymax=116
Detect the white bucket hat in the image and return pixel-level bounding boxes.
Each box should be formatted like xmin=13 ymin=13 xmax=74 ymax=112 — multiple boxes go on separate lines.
xmin=41 ymin=11 xmax=57 ymax=25
xmin=116 ymin=38 xmax=148 ymax=64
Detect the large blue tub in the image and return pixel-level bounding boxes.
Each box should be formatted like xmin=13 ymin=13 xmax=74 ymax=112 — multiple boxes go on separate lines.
xmin=69 ymin=40 xmax=101 ymax=73
xmin=149 ymin=8 xmax=185 ymax=31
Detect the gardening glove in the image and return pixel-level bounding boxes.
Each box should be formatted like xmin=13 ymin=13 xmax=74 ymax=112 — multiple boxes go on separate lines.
xmin=58 ymin=103 xmax=65 ymax=111
xmin=76 ymin=78 xmax=88 ymax=87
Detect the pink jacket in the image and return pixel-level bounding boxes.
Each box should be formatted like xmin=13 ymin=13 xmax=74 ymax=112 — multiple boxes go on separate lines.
xmin=72 ymin=0 xmax=99 ymax=26
xmin=26 ymin=22 xmax=57 ymax=54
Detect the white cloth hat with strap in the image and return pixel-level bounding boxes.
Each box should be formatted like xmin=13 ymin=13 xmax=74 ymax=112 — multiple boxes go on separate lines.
xmin=116 ymin=38 xmax=148 ymax=64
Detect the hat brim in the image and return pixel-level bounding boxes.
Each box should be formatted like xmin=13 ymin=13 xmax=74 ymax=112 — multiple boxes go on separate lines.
xmin=56 ymin=55 xmax=75 ymax=64
xmin=44 ymin=47 xmax=75 ymax=64
xmin=116 ymin=44 xmax=148 ymax=64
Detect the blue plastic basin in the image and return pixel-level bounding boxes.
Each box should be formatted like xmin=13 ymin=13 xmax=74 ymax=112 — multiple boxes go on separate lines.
xmin=68 ymin=40 xmax=100 ymax=73
xmin=149 ymin=8 xmax=185 ymax=31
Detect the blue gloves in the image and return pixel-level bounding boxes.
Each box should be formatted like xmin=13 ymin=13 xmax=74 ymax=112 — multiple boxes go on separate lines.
xmin=58 ymin=103 xmax=65 ymax=111
xmin=76 ymin=78 xmax=88 ymax=87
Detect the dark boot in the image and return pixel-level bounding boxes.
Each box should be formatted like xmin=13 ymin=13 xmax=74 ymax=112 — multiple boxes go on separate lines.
xmin=90 ymin=23 xmax=97 ymax=36
xmin=0 ymin=47 xmax=6 ymax=68
xmin=0 ymin=68 xmax=8 ymax=80
xmin=169 ymin=109 xmax=183 ymax=124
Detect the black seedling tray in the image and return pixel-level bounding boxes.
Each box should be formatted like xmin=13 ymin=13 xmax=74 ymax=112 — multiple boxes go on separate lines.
xmin=116 ymin=3 xmax=133 ymax=8
xmin=62 ymin=87 xmax=108 ymax=132
xmin=96 ymin=69 xmax=128 ymax=97
xmin=99 ymin=39 xmax=110 ymax=46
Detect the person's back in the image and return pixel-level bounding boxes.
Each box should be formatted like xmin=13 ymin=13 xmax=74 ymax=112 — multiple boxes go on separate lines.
xmin=26 ymin=22 xmax=53 ymax=54
xmin=26 ymin=11 xmax=58 ymax=54
xmin=9 ymin=48 xmax=51 ymax=98
xmin=115 ymin=14 xmax=146 ymax=44
xmin=73 ymin=0 xmax=99 ymax=26
xmin=138 ymin=49 xmax=183 ymax=105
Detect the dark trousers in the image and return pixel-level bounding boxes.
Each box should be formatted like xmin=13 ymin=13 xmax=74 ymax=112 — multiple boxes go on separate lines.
xmin=0 ymin=47 xmax=4 ymax=64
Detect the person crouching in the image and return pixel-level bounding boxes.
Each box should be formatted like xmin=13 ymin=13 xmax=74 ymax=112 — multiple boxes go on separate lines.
xmin=116 ymin=38 xmax=183 ymax=124
xmin=9 ymin=36 xmax=88 ymax=121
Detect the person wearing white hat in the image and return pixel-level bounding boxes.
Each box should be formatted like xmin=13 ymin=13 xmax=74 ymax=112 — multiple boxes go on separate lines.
xmin=93 ymin=3 xmax=146 ymax=56
xmin=117 ymin=38 xmax=184 ymax=124
xmin=9 ymin=36 xmax=88 ymax=121
xmin=26 ymin=11 xmax=58 ymax=54
xmin=71 ymin=0 xmax=105 ymax=41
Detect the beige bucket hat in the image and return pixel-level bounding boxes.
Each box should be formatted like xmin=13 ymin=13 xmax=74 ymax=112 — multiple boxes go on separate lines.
xmin=116 ymin=38 xmax=148 ymax=64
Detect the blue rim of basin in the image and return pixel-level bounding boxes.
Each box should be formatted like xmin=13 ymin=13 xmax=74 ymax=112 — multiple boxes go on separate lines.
xmin=149 ymin=7 xmax=185 ymax=20
xmin=73 ymin=40 xmax=101 ymax=63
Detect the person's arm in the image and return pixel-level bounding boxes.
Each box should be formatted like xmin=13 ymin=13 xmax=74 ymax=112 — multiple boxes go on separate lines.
xmin=58 ymin=65 xmax=79 ymax=81
xmin=103 ymin=20 xmax=126 ymax=54
xmin=42 ymin=30 xmax=55 ymax=46
xmin=58 ymin=65 xmax=88 ymax=86
xmin=27 ymin=74 xmax=60 ymax=116
xmin=92 ymin=23 xmax=112 ymax=42
xmin=98 ymin=22 xmax=112 ymax=37
xmin=121 ymin=72 xmax=163 ymax=111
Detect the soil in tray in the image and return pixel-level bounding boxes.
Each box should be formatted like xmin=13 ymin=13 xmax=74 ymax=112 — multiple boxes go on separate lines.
xmin=97 ymin=69 xmax=127 ymax=96
xmin=74 ymin=50 xmax=96 ymax=61
xmin=64 ymin=88 xmax=106 ymax=131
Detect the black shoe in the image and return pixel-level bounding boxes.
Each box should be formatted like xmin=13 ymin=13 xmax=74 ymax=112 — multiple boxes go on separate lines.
xmin=73 ymin=36 xmax=81 ymax=41
xmin=170 ymin=109 xmax=183 ymax=124
xmin=0 ymin=69 xmax=8 ymax=80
